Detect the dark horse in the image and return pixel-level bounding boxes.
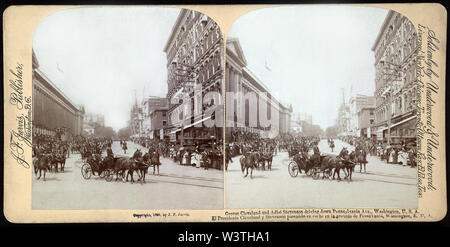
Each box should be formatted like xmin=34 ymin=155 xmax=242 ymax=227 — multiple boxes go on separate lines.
xmin=123 ymin=149 xmax=145 ymax=183
xmin=130 ymin=149 xmax=151 ymax=183
xmin=53 ymin=151 xmax=67 ymax=172
xmin=143 ymin=150 xmax=161 ymax=175
xmin=320 ymin=154 xmax=347 ymax=180
xmin=33 ymin=154 xmax=51 ymax=181
xmin=240 ymin=152 xmax=258 ymax=178
xmin=355 ymin=149 xmax=368 ymax=173
xmin=259 ymin=151 xmax=274 ymax=171
xmin=113 ymin=157 xmax=135 ymax=182
xmin=338 ymin=149 xmax=357 ymax=181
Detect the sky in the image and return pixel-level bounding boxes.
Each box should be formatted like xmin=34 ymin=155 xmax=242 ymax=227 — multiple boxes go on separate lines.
xmin=33 ymin=7 xmax=181 ymax=131
xmin=228 ymin=6 xmax=388 ymax=130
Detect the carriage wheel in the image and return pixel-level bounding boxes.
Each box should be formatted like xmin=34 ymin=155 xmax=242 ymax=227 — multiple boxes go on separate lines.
xmin=288 ymin=162 xmax=299 ymax=177
xmin=312 ymin=168 xmax=320 ymax=180
xmin=81 ymin=164 xmax=92 ymax=179
xmin=105 ymin=170 xmax=113 ymax=182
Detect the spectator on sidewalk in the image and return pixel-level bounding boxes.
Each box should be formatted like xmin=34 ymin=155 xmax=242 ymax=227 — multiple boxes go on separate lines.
xmin=388 ymin=148 xmax=395 ymax=164
xmin=398 ymin=148 xmax=408 ymax=166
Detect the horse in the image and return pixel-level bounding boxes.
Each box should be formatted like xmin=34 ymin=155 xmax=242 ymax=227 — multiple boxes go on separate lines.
xmin=259 ymin=151 xmax=274 ymax=171
xmin=149 ymin=151 xmax=161 ymax=175
xmin=339 ymin=150 xmax=357 ymax=181
xmin=355 ymin=149 xmax=368 ymax=173
xmin=240 ymin=152 xmax=258 ymax=178
xmin=53 ymin=151 xmax=67 ymax=172
xmin=33 ymin=154 xmax=51 ymax=181
xmin=124 ymin=149 xmax=144 ymax=183
xmin=113 ymin=157 xmax=135 ymax=182
xmin=320 ymin=154 xmax=347 ymax=180
xmin=129 ymin=149 xmax=150 ymax=183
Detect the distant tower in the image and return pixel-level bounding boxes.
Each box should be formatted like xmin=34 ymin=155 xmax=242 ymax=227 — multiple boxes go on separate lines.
xmin=337 ymin=88 xmax=350 ymax=133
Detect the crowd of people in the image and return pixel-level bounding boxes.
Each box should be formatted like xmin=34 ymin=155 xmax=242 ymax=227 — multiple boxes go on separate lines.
xmin=130 ymin=137 xmax=225 ymax=170
xmin=228 ymin=130 xmax=277 ymax=157
xmin=229 ymin=129 xmax=417 ymax=169
xmin=339 ymin=136 xmax=417 ymax=167
xmin=32 ymin=133 xmax=113 ymax=159
xmin=32 ymin=127 xmax=417 ymax=174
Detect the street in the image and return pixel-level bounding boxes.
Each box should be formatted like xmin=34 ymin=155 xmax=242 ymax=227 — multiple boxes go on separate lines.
xmin=32 ymin=141 xmax=223 ymax=210
xmin=225 ymin=139 xmax=417 ymax=209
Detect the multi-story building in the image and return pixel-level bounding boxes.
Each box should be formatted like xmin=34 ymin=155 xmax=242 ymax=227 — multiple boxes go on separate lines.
xmin=348 ymin=95 xmax=376 ymax=137
xmin=83 ymin=113 xmax=105 ymax=136
xmin=84 ymin=113 xmax=105 ymax=127
xmin=141 ymin=96 xmax=169 ymax=139
xmin=290 ymin=112 xmax=312 ymax=134
xmin=358 ymin=107 xmax=376 ymax=138
xmin=225 ymin=38 xmax=292 ymax=140
xmin=372 ymin=10 xmax=418 ymax=144
xmin=163 ymin=9 xmax=224 ymax=145
xmin=32 ymin=50 xmax=84 ymax=140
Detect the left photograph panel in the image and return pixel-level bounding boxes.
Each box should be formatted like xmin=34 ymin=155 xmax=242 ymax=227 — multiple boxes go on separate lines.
xmin=31 ymin=7 xmax=225 ymax=210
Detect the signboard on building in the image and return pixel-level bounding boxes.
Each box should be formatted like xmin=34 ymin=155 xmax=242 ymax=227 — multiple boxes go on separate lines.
xmin=376 ymin=129 xmax=383 ymax=141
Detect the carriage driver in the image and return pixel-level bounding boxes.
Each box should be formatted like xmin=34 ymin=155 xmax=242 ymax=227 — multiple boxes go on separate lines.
xmin=311 ymin=143 xmax=321 ymax=166
xmin=103 ymin=146 xmax=114 ymax=168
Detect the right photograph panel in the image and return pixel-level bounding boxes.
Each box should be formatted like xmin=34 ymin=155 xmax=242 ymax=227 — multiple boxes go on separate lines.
xmin=225 ymin=6 xmax=419 ymax=209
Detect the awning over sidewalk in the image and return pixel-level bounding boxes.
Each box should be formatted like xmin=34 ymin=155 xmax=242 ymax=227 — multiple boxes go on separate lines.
xmin=182 ymin=116 xmax=212 ymax=129
xmin=377 ymin=115 xmax=417 ymax=132
xmin=389 ymin=115 xmax=417 ymax=129
xmin=169 ymin=116 xmax=213 ymax=135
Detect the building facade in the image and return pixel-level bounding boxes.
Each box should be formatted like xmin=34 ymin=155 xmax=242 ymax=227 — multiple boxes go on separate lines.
xmin=163 ymin=9 xmax=224 ymax=145
xmin=372 ymin=10 xmax=418 ymax=144
xmin=83 ymin=113 xmax=105 ymax=136
xmin=348 ymin=95 xmax=376 ymax=137
xmin=141 ymin=96 xmax=169 ymax=139
xmin=32 ymin=50 xmax=84 ymax=139
xmin=225 ymin=38 xmax=292 ymax=140
xmin=358 ymin=107 xmax=376 ymax=138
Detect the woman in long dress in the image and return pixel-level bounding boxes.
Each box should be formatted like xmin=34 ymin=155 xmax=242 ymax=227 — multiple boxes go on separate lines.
xmin=388 ymin=148 xmax=395 ymax=164
xmin=398 ymin=149 xmax=408 ymax=166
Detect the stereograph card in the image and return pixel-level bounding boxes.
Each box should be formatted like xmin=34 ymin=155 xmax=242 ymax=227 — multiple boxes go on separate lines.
xmin=3 ymin=3 xmax=447 ymax=223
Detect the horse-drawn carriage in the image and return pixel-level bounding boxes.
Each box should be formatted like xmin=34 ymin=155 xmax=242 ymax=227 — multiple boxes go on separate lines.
xmin=81 ymin=154 xmax=114 ymax=182
xmin=288 ymin=153 xmax=331 ymax=180
xmin=288 ymin=152 xmax=354 ymax=180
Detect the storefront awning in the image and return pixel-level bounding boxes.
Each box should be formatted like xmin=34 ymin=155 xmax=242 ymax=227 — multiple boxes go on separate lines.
xmin=390 ymin=115 xmax=416 ymax=129
xmin=168 ymin=116 xmax=213 ymax=135
xmin=182 ymin=116 xmax=212 ymax=129
xmin=378 ymin=115 xmax=417 ymax=132
xmin=168 ymin=128 xmax=181 ymax=135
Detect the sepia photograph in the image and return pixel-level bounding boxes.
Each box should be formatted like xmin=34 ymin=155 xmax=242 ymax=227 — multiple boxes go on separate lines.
xmin=3 ymin=3 xmax=446 ymax=223
xmin=31 ymin=7 xmax=225 ymax=210
xmin=224 ymin=6 xmax=419 ymax=209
